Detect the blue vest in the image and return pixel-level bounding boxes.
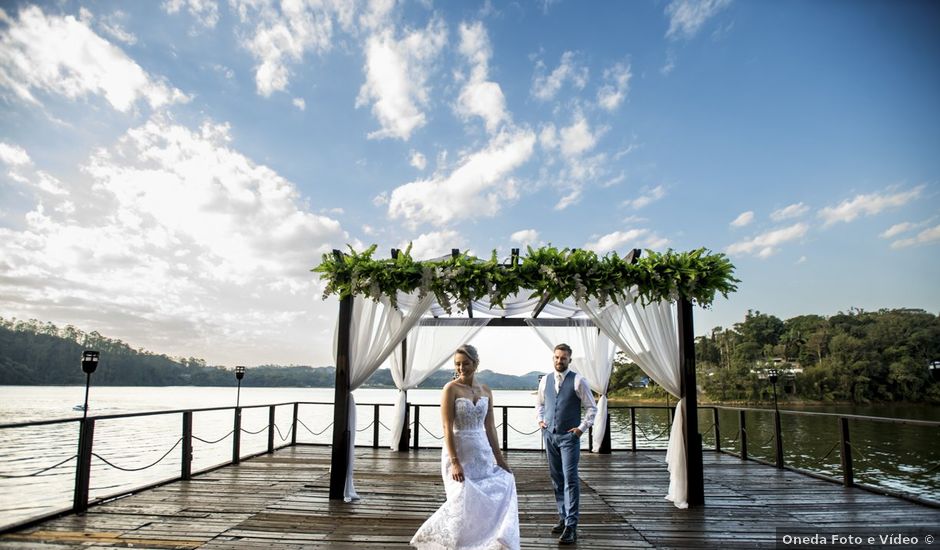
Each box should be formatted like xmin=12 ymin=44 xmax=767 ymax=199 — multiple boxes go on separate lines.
xmin=544 ymin=371 xmax=581 ymax=434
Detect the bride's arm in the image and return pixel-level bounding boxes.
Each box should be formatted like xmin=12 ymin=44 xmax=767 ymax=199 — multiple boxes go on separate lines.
xmin=483 ymin=386 xmax=511 ymax=472
xmin=441 ymin=383 xmax=464 ymax=482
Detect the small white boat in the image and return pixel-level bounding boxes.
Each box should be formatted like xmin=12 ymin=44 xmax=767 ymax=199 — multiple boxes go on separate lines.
xmin=72 ymin=404 xmax=86 ymax=411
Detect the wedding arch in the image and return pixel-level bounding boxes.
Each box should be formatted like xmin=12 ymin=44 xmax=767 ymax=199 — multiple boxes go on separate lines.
xmin=313 ymin=245 xmax=738 ymax=509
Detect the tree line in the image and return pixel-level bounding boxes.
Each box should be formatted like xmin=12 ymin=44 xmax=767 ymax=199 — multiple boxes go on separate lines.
xmin=3 ymin=309 xmax=939 ymax=403
xmin=0 ymin=317 xmax=538 ymax=389
xmin=609 ymin=308 xmax=940 ymax=404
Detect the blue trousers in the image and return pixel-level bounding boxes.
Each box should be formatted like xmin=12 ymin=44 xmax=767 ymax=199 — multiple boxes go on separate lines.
xmin=544 ymin=430 xmax=581 ymax=527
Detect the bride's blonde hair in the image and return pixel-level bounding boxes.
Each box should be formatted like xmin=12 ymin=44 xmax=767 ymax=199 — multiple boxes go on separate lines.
xmin=453 ymin=344 xmax=480 ymax=379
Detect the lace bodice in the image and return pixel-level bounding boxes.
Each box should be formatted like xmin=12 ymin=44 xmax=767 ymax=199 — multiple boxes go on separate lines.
xmin=453 ymin=396 xmax=488 ymax=431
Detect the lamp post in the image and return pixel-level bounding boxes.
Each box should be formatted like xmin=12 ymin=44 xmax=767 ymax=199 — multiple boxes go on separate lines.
xmin=768 ymin=368 xmax=779 ymax=411
xmin=235 ymin=366 xmax=246 ymax=408
xmin=768 ymin=368 xmax=783 ymax=467
xmin=80 ymin=351 xmax=99 ymax=421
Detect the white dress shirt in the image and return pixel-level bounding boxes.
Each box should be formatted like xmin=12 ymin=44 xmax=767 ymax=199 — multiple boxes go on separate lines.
xmin=535 ymin=369 xmax=598 ymax=434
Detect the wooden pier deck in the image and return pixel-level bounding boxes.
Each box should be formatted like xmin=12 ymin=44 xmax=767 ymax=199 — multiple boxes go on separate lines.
xmin=1 ymin=445 xmax=937 ymax=549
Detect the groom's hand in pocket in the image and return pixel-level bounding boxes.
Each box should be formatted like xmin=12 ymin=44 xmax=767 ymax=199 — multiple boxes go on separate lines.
xmin=568 ymin=428 xmax=583 ymax=437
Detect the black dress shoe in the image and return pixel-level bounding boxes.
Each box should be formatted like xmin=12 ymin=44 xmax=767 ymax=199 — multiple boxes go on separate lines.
xmin=559 ymin=525 xmax=577 ymax=545
xmin=551 ymin=520 xmax=566 ymax=534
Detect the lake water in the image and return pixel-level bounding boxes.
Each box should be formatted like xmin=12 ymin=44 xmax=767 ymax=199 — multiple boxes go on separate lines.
xmin=0 ymin=386 xmax=937 ymax=530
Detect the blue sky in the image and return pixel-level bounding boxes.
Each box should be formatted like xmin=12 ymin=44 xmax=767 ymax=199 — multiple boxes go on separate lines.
xmin=0 ymin=0 xmax=938 ymax=374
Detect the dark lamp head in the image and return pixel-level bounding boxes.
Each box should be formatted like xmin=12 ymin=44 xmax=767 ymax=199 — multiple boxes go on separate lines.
xmin=81 ymin=350 xmax=99 ymax=374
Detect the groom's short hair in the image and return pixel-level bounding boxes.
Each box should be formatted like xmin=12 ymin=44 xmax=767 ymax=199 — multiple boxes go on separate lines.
xmin=554 ymin=343 xmax=572 ymax=356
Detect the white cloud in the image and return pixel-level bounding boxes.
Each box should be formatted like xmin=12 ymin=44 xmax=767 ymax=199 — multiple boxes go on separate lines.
xmin=596 ymin=62 xmax=631 ymax=111
xmin=730 ymin=210 xmax=754 ymax=228
xmin=0 ymin=142 xmax=32 ymax=166
xmin=540 ymin=113 xmax=608 ymax=211
xmin=531 ymin=51 xmax=588 ymax=102
xmin=233 ymin=0 xmax=348 ymax=97
xmin=661 ymin=49 xmax=677 ymax=75
xmin=890 ymin=224 xmax=940 ymax=249
xmin=554 ymin=188 xmax=582 ymax=211
xmin=0 ymin=6 xmax=188 ymax=112
xmin=292 ymin=97 xmax=306 ymax=111
xmin=726 ymin=222 xmax=809 ymax=258
xmin=623 ymin=185 xmax=666 ymax=209
xmin=387 ymin=127 xmax=536 ymax=227
xmin=96 ymin=11 xmax=138 ymax=45
xmin=403 ymin=229 xmax=465 ymax=260
xmin=584 ymin=228 xmax=669 ymax=254
xmin=665 ymin=0 xmax=732 ymax=40
xmin=0 ymin=114 xmax=349 ymax=366
xmin=818 ymin=185 xmax=925 ymax=227
xmin=558 ymin=113 xmax=600 ymax=158
xmin=510 ymin=229 xmax=539 ymax=245
xmin=455 ymin=21 xmax=508 ymax=133
xmin=770 ymin=202 xmax=809 ymax=221
xmin=357 ymin=17 xmax=448 ymax=140
xmin=163 ymin=0 xmax=219 ymax=29
xmin=880 ymin=221 xmax=915 ymax=239
xmin=410 ymin=150 xmax=427 ymax=170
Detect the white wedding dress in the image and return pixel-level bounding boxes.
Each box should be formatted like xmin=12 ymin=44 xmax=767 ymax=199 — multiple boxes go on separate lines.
xmin=411 ymin=396 xmax=520 ymax=550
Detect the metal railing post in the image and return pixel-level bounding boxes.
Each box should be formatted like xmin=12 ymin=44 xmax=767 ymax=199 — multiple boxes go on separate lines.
xmin=840 ymin=417 xmax=854 ymax=487
xmin=373 ymin=404 xmax=380 ymax=449
xmin=232 ymin=407 xmax=242 ymax=464
xmin=739 ymin=409 xmax=748 ymax=461
xmin=774 ymin=410 xmax=784 ymax=468
xmin=630 ymin=407 xmax=637 ymax=452
xmin=413 ymin=405 xmax=420 ymax=449
xmin=181 ymin=412 xmax=193 ymax=480
xmin=267 ymin=405 xmax=276 ymax=453
xmin=291 ymin=403 xmax=298 ymax=446
xmin=712 ymin=408 xmax=721 ymax=453
xmin=72 ymin=417 xmax=95 ymax=514
xmin=502 ymin=407 xmax=508 ymax=452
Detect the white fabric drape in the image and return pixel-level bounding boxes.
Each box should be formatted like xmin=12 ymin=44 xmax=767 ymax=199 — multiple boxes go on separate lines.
xmin=339 ymin=293 xmax=434 ymax=501
xmin=388 ymin=315 xmax=488 ymax=449
xmin=524 ymin=319 xmax=616 ymax=452
xmin=579 ymin=297 xmax=688 ymax=509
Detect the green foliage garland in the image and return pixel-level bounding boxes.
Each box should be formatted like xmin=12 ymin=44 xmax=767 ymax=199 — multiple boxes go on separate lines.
xmin=313 ymin=245 xmax=738 ymax=312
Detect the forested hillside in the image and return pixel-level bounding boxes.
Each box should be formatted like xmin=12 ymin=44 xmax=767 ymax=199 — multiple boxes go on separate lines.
xmin=0 ymin=318 xmax=537 ymax=389
xmin=609 ymin=308 xmax=940 ymax=403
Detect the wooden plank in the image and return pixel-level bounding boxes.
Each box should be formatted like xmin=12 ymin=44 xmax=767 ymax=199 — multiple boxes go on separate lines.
xmin=2 ymin=446 xmax=937 ymax=549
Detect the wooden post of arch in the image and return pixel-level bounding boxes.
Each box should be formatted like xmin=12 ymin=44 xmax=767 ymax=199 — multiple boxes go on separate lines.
xmin=329 ymin=249 xmax=353 ymax=500
xmin=678 ymin=296 xmax=705 ymax=506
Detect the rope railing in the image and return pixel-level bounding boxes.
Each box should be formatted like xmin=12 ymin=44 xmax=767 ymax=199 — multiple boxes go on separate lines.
xmin=356 ymin=421 xmax=374 ymax=433
xmin=193 ymin=430 xmax=234 ymax=445
xmin=240 ymin=424 xmax=268 ymax=435
xmin=296 ymin=419 xmax=333 ymax=437
xmin=91 ymin=438 xmax=182 ymax=472
xmin=506 ymin=423 xmax=542 ymax=436
xmin=417 ymin=422 xmax=444 ymax=440
xmin=634 ymin=423 xmax=671 ymax=442
xmin=273 ymin=423 xmax=293 ymax=442
xmin=0 ymin=455 xmax=77 ymax=478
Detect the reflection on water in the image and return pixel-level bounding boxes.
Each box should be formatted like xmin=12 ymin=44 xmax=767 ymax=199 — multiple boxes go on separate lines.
xmin=1 ymin=386 xmax=937 ymax=529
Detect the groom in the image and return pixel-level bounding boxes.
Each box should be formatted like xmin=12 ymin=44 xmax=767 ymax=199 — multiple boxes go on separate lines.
xmin=536 ymin=343 xmax=597 ymax=545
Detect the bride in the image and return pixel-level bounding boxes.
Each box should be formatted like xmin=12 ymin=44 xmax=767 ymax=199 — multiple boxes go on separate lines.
xmin=411 ymin=344 xmax=520 ymax=550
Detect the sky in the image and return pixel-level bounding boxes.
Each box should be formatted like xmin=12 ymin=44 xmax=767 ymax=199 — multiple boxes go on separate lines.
xmin=0 ymin=0 xmax=938 ymax=376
